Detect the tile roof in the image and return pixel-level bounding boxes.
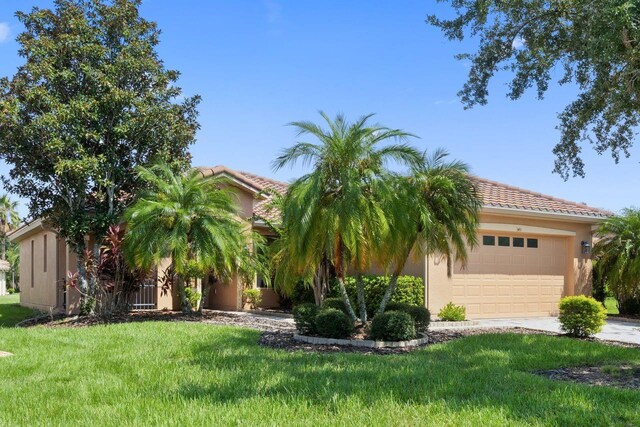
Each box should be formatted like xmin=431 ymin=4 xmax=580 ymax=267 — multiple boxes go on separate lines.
xmin=197 ymin=165 xmax=611 ymax=222
xmin=236 ymin=170 xmax=288 ymax=222
xmin=473 ymin=177 xmax=612 ymax=218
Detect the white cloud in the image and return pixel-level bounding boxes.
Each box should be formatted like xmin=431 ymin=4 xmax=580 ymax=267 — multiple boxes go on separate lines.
xmin=0 ymin=23 xmax=10 ymax=43
xmin=512 ymin=36 xmax=525 ymax=50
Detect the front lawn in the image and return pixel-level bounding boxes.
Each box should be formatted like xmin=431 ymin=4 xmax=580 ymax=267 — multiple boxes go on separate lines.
xmin=0 ymin=294 xmax=35 ymax=327
xmin=0 ymin=323 xmax=638 ymax=426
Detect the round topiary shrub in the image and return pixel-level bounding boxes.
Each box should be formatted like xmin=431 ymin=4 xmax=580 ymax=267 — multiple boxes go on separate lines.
xmin=314 ymin=308 xmax=354 ymax=338
xmin=370 ymin=311 xmax=416 ymax=341
xmin=406 ymin=305 xmax=430 ymax=332
xmin=292 ymin=303 xmax=319 ymax=335
xmin=559 ymin=295 xmax=607 ymax=337
xmin=382 ymin=303 xmax=430 ymax=332
xmin=321 ymin=297 xmax=349 ymax=315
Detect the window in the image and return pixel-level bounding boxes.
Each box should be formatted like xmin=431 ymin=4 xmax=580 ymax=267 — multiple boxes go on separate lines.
xmin=257 ymin=276 xmax=269 ymax=288
xmin=482 ymin=235 xmax=495 ymax=246
xmin=513 ymin=237 xmax=525 ymax=248
xmin=527 ymin=238 xmax=539 ymax=248
xmin=498 ymin=236 xmax=510 ymax=247
xmin=30 ymin=240 xmax=34 ymax=288
xmin=43 ymin=234 xmax=47 ymax=272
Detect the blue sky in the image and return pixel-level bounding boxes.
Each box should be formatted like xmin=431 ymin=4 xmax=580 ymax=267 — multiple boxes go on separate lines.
xmin=0 ymin=0 xmax=638 ymax=218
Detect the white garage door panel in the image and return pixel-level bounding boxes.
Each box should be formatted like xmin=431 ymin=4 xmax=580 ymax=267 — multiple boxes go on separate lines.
xmin=451 ymin=235 xmax=566 ymax=318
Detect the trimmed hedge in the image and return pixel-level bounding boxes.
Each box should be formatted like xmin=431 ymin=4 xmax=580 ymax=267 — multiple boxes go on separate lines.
xmin=330 ymin=275 xmax=424 ymax=316
xmin=559 ymin=296 xmax=607 ymax=337
xmin=315 ymin=308 xmax=354 ymax=338
xmin=292 ymin=303 xmax=319 ymax=335
xmin=370 ymin=311 xmax=416 ymax=341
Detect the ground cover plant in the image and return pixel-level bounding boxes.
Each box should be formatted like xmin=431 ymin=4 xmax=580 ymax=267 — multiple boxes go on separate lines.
xmin=0 ymin=321 xmax=639 ymax=426
xmin=0 ymin=295 xmax=34 ymax=327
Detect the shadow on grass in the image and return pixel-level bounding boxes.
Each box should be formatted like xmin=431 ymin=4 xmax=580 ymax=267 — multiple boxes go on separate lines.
xmin=178 ymin=331 xmax=640 ymax=425
xmin=0 ymin=295 xmax=34 ymax=327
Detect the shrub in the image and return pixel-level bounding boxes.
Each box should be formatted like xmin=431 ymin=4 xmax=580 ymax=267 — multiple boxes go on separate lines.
xmin=559 ymin=295 xmax=607 ymax=337
xmin=438 ymin=302 xmax=466 ymax=321
xmin=322 ymin=297 xmax=349 ymax=315
xmin=406 ymin=305 xmax=430 ymax=332
xmin=315 ymin=308 xmax=353 ymax=338
xmin=330 ymin=275 xmax=424 ymax=316
xmin=370 ymin=311 xmax=416 ymax=341
xmin=384 ymin=302 xmax=430 ymax=332
xmin=243 ymin=288 xmax=262 ymax=309
xmin=618 ymin=297 xmax=640 ymax=316
xmin=184 ymin=287 xmax=201 ymax=311
xmin=7 ymin=288 xmax=15 ymax=295
xmin=385 ymin=302 xmax=412 ymax=312
xmin=292 ymin=303 xmax=319 ymax=335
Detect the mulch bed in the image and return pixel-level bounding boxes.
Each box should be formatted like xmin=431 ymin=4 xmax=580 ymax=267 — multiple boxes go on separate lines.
xmin=259 ymin=327 xmax=555 ymax=355
xmin=21 ymin=310 xmax=295 ymax=333
xmin=535 ymin=365 xmax=640 ymax=390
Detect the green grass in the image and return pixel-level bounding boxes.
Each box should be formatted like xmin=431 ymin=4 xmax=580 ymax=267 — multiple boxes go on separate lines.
xmin=0 ymin=294 xmax=35 ymax=327
xmin=0 ymin=323 xmax=639 ymax=426
xmin=605 ymin=297 xmax=620 ymax=315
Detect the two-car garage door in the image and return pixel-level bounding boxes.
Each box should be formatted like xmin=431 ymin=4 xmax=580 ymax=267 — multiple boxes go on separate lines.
xmin=450 ymin=234 xmax=567 ymax=318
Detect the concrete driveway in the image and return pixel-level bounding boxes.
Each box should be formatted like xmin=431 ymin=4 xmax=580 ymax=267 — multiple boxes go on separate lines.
xmin=476 ymin=317 xmax=640 ymax=345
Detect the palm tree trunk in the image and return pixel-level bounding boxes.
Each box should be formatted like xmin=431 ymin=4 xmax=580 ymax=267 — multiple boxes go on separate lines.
xmin=377 ymin=273 xmax=399 ymax=316
xmin=377 ymin=247 xmax=411 ymax=316
xmin=356 ymin=273 xmax=367 ymax=323
xmin=177 ymin=276 xmax=191 ymax=314
xmin=199 ymin=277 xmax=211 ymax=314
xmin=336 ymin=274 xmax=357 ymax=322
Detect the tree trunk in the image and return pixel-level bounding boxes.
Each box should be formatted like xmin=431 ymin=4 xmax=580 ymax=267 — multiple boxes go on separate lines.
xmin=356 ymin=273 xmax=367 ymax=323
xmin=377 ymin=273 xmax=399 ymax=316
xmin=377 ymin=248 xmax=411 ymax=316
xmin=2 ymin=225 xmax=6 ymax=260
xmin=336 ymin=274 xmax=357 ymax=322
xmin=199 ymin=277 xmax=211 ymax=314
xmin=177 ymin=276 xmax=191 ymax=314
xmin=76 ymin=248 xmax=90 ymax=313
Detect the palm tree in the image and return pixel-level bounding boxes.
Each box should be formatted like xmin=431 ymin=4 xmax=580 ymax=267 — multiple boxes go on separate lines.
xmin=273 ymin=112 xmax=421 ymax=322
xmin=376 ymin=149 xmax=481 ymax=315
xmin=593 ymin=208 xmax=640 ymax=313
xmin=122 ymin=164 xmax=264 ymax=314
xmin=0 ymin=194 xmax=20 ymax=261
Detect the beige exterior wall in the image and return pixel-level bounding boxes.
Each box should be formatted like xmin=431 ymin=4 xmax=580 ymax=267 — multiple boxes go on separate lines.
xmin=17 ymin=229 xmax=61 ymax=312
xmin=423 ymin=212 xmax=596 ymax=319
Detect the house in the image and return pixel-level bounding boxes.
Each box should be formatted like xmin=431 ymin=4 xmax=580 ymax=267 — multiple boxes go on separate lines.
xmin=9 ymin=165 xmax=610 ymax=319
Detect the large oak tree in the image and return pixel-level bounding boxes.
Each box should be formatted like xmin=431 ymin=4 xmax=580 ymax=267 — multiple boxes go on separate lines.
xmin=429 ymin=0 xmax=640 ymax=178
xmin=0 ymin=0 xmax=200 ymax=303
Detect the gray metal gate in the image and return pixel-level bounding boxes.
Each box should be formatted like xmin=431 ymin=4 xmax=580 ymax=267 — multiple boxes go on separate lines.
xmin=130 ymin=280 xmax=157 ymax=310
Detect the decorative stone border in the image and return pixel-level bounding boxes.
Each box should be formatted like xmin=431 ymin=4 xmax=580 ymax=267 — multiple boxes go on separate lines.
xmin=430 ymin=320 xmax=479 ymax=329
xmin=293 ymin=334 xmax=430 ymax=348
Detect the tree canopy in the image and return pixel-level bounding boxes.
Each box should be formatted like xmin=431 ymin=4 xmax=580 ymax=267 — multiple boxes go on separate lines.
xmin=0 ymin=0 xmax=200 ymax=251
xmin=273 ymin=112 xmax=422 ymax=322
xmin=429 ymin=0 xmax=640 ymax=178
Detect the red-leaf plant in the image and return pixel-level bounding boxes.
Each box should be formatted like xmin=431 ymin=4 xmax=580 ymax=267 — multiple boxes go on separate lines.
xmin=67 ymin=224 xmax=150 ymax=317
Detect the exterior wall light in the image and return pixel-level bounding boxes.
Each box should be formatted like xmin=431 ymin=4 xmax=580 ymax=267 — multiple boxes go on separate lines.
xmin=581 ymin=241 xmax=591 ymax=255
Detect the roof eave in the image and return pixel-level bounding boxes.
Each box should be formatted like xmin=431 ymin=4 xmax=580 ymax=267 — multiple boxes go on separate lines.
xmin=8 ymin=218 xmax=47 ymax=243
xmin=482 ymin=206 xmax=609 ymax=224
